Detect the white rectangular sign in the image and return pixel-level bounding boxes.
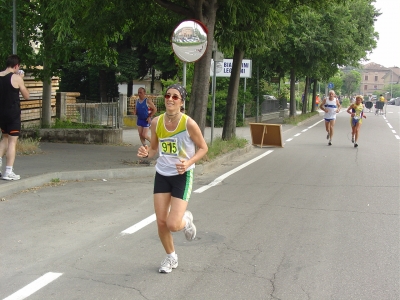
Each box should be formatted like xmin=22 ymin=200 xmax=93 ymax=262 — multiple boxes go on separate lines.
xmin=210 ymin=59 xmax=252 ymax=78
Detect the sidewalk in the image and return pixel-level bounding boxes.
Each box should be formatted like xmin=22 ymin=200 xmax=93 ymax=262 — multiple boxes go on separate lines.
xmin=0 ymin=115 xmax=298 ymax=197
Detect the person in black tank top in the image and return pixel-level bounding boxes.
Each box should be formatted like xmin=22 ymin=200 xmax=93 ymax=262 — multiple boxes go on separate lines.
xmin=0 ymin=55 xmax=30 ymax=181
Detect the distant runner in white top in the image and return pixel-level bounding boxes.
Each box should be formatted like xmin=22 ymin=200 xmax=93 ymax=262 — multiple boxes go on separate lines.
xmin=319 ymin=90 xmax=341 ymax=146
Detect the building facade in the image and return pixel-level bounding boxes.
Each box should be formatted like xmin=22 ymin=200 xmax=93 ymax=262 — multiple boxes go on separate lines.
xmin=360 ymin=62 xmax=400 ymax=97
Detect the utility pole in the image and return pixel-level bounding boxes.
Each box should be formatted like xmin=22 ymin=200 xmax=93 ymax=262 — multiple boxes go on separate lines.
xmin=13 ymin=0 xmax=17 ymax=54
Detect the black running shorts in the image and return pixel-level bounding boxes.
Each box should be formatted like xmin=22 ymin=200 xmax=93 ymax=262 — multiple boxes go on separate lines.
xmin=0 ymin=115 xmax=21 ymax=136
xmin=153 ymin=170 xmax=194 ymax=202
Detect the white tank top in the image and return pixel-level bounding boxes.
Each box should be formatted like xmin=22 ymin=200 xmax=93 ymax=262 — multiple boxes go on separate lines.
xmin=324 ymin=98 xmax=338 ymax=119
xmin=155 ymin=113 xmax=196 ymax=176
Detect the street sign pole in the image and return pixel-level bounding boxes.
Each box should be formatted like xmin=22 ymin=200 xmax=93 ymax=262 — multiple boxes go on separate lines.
xmin=182 ymin=62 xmax=186 ymax=109
xmin=211 ymin=42 xmax=216 ymax=145
xmin=211 ymin=41 xmax=223 ymax=145
xmin=13 ymin=0 xmax=17 ymax=54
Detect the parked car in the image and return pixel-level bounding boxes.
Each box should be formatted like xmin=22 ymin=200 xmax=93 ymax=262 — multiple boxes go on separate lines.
xmin=263 ymin=95 xmax=277 ymax=101
xmin=387 ymin=98 xmax=397 ymax=105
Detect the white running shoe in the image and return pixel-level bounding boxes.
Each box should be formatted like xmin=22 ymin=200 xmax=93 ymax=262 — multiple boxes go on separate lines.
xmin=183 ymin=211 xmax=196 ymax=241
xmin=3 ymin=171 xmax=20 ymax=181
xmin=159 ymin=255 xmax=178 ymax=273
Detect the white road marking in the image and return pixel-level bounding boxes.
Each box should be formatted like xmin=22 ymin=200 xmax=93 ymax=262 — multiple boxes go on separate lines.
xmin=308 ymin=119 xmax=324 ymax=128
xmin=392 ymin=130 xmax=396 ymax=134
xmin=387 ymin=123 xmax=393 ymax=129
xmin=120 ymin=150 xmax=275 ymax=235
xmin=120 ymin=214 xmax=156 ymax=235
xmin=3 ymin=272 xmax=62 ymax=300
xmin=395 ymin=135 xmax=400 ymax=140
xmin=301 ymin=129 xmax=308 ymax=132
xmin=120 ymin=113 xmax=372 ymax=237
xmin=294 ymin=133 xmax=301 ymax=137
xmin=194 ymin=150 xmax=274 ymax=193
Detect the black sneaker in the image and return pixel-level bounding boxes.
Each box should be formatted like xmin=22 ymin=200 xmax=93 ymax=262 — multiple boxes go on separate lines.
xmin=326 ymin=133 xmax=329 ymax=140
xmin=351 ymin=136 xmax=354 ymax=143
xmin=328 ymin=141 xmax=332 ymax=146
xmin=354 ymin=143 xmax=358 ymax=148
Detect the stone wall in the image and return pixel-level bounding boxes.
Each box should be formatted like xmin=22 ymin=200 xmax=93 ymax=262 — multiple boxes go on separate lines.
xmin=21 ymin=128 xmax=123 ymax=144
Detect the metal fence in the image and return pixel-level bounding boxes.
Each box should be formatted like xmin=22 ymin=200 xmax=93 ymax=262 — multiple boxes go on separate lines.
xmin=66 ymin=98 xmax=120 ymax=128
xmin=127 ymin=95 xmax=165 ymax=115
xmin=261 ymin=99 xmax=280 ymax=114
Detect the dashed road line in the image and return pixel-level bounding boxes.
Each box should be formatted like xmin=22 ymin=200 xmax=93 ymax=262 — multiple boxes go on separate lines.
xmin=3 ymin=272 xmax=62 ymax=300
xmin=121 ymin=214 xmax=156 ymax=235
xmin=194 ymin=150 xmax=274 ymax=193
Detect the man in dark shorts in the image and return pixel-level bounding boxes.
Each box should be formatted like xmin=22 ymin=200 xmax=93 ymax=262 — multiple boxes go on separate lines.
xmin=0 ymin=55 xmax=30 ymax=180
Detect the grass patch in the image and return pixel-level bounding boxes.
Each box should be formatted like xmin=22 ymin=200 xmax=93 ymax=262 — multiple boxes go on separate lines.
xmin=51 ymin=119 xmax=107 ymax=129
xmin=16 ymin=137 xmax=41 ymax=155
xmin=200 ymin=136 xmax=248 ymax=163
xmin=283 ymin=111 xmax=319 ymax=125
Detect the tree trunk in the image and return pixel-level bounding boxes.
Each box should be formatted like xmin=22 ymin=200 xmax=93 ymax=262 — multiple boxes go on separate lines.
xmin=187 ymin=1 xmax=218 ymax=135
xmin=188 ymin=25 xmax=215 ymax=134
xmin=151 ymin=67 xmax=155 ymax=93
xmin=42 ymin=75 xmax=52 ymax=127
xmin=41 ymin=25 xmax=53 ymax=127
xmin=302 ymin=77 xmax=310 ymax=114
xmin=311 ymin=79 xmax=317 ymax=112
xmin=290 ymin=67 xmax=296 ymax=116
xmin=154 ymin=0 xmax=218 ymax=135
xmin=127 ymin=81 xmax=133 ymax=97
xmin=222 ymin=47 xmax=244 ymax=140
xmin=99 ymin=69 xmax=108 ymax=101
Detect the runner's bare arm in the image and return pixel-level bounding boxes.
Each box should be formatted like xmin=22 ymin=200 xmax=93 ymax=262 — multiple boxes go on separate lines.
xmin=186 ymin=117 xmax=208 ymax=167
xmin=16 ymin=75 xmax=29 ymax=100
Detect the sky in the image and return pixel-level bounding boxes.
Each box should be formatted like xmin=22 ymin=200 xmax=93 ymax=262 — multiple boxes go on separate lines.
xmin=364 ymin=0 xmax=400 ymax=68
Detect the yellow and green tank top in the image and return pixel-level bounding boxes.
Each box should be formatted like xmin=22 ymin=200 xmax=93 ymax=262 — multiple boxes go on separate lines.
xmin=155 ymin=113 xmax=196 ymax=176
xmin=352 ymin=103 xmax=364 ymax=119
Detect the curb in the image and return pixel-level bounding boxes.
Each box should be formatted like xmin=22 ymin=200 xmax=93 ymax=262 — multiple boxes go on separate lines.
xmin=0 ymin=168 xmax=155 ymax=198
xmin=0 ymin=145 xmax=255 ymax=198
xmin=1 ymin=117 xmax=320 ymax=198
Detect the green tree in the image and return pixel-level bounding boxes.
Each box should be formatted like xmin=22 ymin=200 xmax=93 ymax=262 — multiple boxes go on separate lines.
xmin=0 ymin=0 xmax=39 ymax=64
xmin=215 ymin=0 xmax=287 ymax=140
xmin=328 ymin=72 xmax=344 ymax=95
xmin=262 ymin=0 xmax=378 ymax=116
xmin=342 ymin=70 xmax=361 ymax=96
xmin=381 ymin=83 xmax=399 ymax=98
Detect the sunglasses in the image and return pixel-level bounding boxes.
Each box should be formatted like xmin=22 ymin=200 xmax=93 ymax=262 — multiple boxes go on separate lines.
xmin=164 ymin=94 xmax=181 ymax=101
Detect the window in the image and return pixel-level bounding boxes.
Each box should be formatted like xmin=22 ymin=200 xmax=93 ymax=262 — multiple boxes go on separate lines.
xmin=374 ymin=85 xmax=377 ymax=90
xmin=365 ymin=75 xmax=368 ymax=81
xmin=375 ymin=76 xmax=378 ymax=81
xmin=364 ymin=85 xmax=368 ymax=90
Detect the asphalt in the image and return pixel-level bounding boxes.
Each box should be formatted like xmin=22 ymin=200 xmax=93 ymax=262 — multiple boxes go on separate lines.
xmin=0 ymin=115 xmax=301 ymax=197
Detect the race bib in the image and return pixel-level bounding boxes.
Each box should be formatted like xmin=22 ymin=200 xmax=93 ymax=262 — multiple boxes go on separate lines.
xmin=160 ymin=138 xmax=178 ymax=157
